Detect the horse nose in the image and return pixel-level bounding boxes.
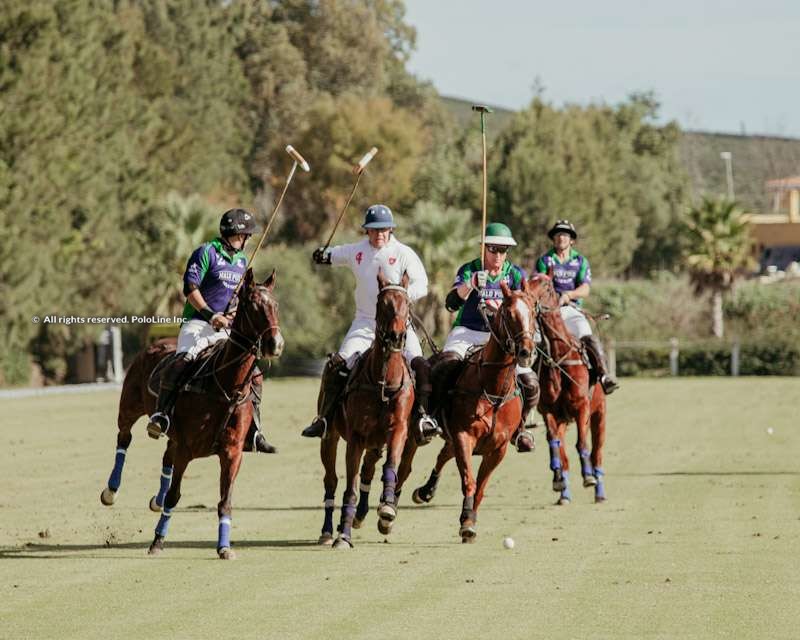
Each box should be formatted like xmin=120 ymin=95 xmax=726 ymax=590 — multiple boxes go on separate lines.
xmin=267 ymin=331 xmax=285 ymax=357
xmin=517 ymin=347 xmax=532 ymax=368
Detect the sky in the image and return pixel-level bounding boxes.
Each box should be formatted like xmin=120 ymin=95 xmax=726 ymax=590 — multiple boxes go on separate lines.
xmin=403 ymin=0 xmax=800 ymax=137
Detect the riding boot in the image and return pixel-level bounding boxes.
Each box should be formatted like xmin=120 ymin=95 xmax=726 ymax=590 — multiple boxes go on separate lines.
xmin=301 ymin=354 xmax=349 ymax=438
xmin=243 ymin=370 xmax=277 ymax=453
xmin=581 ymin=335 xmax=619 ymax=395
xmin=429 ymin=351 xmax=464 ymax=419
xmin=409 ymin=356 xmax=442 ymax=446
xmin=512 ymin=371 xmax=539 ymax=453
xmin=147 ymin=354 xmax=190 ymax=439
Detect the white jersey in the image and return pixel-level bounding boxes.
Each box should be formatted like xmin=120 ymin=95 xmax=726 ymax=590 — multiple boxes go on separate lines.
xmin=329 ymin=236 xmax=428 ymax=320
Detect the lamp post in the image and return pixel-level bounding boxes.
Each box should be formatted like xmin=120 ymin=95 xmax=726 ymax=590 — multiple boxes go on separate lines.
xmin=720 ymin=151 xmax=735 ymax=200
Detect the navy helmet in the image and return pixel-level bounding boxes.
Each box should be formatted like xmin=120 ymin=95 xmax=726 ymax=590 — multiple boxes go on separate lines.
xmin=547 ymin=219 xmax=577 ymax=240
xmin=362 ymin=204 xmax=396 ymax=229
xmin=220 ymin=208 xmax=256 ymax=237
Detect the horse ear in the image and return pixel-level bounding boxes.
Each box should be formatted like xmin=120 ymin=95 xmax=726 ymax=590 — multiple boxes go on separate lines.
xmin=262 ymin=269 xmax=276 ymax=291
xmin=401 ymin=270 xmax=409 ymax=289
xmin=240 ymin=268 xmax=254 ymax=294
xmin=377 ymin=267 xmax=388 ymax=289
xmin=500 ymin=280 xmax=512 ymax=299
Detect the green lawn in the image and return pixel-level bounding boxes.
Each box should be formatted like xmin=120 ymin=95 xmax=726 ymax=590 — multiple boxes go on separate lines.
xmin=1 ymin=378 xmax=798 ymax=639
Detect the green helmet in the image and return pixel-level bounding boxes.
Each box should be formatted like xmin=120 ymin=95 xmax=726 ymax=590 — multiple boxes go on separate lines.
xmin=482 ymin=222 xmax=517 ymax=247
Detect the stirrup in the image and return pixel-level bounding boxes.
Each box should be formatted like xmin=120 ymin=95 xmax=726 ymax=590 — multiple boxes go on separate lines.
xmin=416 ymin=414 xmax=441 ymax=446
xmin=146 ymin=413 xmax=170 ymax=440
xmin=301 ymin=416 xmax=327 ymax=439
xmin=600 ymin=375 xmax=619 ymax=395
xmin=512 ymin=427 xmax=535 ymax=453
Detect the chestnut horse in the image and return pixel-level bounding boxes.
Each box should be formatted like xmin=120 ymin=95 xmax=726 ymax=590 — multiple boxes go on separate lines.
xmin=318 ymin=270 xmax=414 ymax=549
xmin=410 ymin=281 xmax=536 ymax=543
xmin=99 ymin=269 xmax=283 ymax=558
xmin=526 ymin=273 xmax=607 ymax=504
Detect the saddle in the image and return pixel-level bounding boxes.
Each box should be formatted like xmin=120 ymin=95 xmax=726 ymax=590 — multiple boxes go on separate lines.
xmin=535 ymin=323 xmax=598 ymax=387
xmin=146 ymin=340 xmax=228 ymax=399
xmin=343 ymin=347 xmax=413 ymax=402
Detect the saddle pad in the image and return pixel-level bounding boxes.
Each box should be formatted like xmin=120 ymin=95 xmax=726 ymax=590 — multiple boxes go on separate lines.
xmin=146 ymin=341 xmax=226 ymax=398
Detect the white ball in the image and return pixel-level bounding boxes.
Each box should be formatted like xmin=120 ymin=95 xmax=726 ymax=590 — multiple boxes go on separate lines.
xmin=767 ymin=427 xmax=774 ymax=435
xmin=502 ymin=536 xmax=515 ymax=549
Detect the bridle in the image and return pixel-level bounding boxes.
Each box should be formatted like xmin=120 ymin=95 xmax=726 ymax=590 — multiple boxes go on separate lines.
xmin=227 ymin=286 xmax=281 ymax=360
xmin=375 ymin=284 xmax=410 ymax=353
xmin=479 ymin=296 xmax=534 ymax=360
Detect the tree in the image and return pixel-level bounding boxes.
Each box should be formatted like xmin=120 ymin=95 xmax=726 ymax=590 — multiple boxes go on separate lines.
xmin=402 ymin=202 xmax=475 ymax=339
xmin=682 ymin=197 xmax=755 ymax=338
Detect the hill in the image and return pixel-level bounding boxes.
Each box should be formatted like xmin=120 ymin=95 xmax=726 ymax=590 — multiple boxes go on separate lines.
xmin=441 ymin=95 xmax=800 ymax=213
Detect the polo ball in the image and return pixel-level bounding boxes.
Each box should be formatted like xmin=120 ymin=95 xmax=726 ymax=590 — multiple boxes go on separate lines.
xmin=767 ymin=427 xmax=774 ymax=435
xmin=503 ymin=537 xmax=515 ymax=549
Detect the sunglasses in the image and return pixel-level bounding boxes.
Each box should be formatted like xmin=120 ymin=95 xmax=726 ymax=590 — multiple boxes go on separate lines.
xmin=486 ymin=245 xmax=509 ymax=254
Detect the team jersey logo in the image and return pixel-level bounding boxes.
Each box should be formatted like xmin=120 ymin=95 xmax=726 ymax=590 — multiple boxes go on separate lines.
xmin=388 ymin=257 xmax=396 ymax=265
xmin=355 ymin=252 xmax=363 ymax=265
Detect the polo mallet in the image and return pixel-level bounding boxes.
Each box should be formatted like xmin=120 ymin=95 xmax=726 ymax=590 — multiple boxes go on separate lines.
xmin=472 ymin=105 xmax=492 ymax=270
xmin=321 ymin=146 xmax=379 ymax=251
xmin=228 ymin=144 xmax=310 ymax=305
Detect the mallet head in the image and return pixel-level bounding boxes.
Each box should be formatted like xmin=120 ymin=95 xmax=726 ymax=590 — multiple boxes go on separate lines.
xmin=285 ymin=145 xmax=310 ymax=172
xmin=353 ymin=147 xmax=379 ymax=175
xmin=471 ymin=104 xmax=493 ymax=113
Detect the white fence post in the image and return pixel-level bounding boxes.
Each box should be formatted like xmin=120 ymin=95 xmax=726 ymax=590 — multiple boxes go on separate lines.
xmin=608 ymin=338 xmax=617 ymax=379
xmin=731 ymin=341 xmax=740 ymax=377
xmin=669 ymin=337 xmax=679 ymax=376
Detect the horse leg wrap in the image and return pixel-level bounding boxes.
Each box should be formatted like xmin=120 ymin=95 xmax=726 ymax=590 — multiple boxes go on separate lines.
xmin=356 ymin=483 xmax=370 ymax=520
xmin=155 ymin=507 xmax=173 ymax=538
xmin=594 ymin=468 xmax=606 ymax=501
xmin=217 ymin=515 xmax=232 ymax=551
xmin=156 ymin=465 xmax=173 ymax=508
xmin=322 ymin=493 xmax=335 ymax=535
xmin=380 ymin=465 xmax=398 ymax=505
xmin=560 ymin=471 xmax=572 ymax=501
xmin=578 ymin=449 xmax=594 ymax=478
xmin=340 ymin=491 xmax=357 ymax=539
xmin=549 ymin=439 xmax=562 ymax=471
xmin=108 ymin=448 xmax=127 ymax=491
xmin=460 ymin=495 xmax=476 ymax=524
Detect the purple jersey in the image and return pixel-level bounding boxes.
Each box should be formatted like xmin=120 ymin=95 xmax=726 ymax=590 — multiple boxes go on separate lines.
xmin=182 ymin=238 xmax=247 ymax=321
xmin=536 ymin=248 xmax=591 ymax=306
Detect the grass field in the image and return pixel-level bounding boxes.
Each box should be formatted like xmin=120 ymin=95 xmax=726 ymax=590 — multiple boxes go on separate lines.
xmin=1 ymin=378 xmax=799 ymax=639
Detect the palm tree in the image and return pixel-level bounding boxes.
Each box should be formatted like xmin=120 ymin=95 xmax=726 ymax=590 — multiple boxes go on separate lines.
xmin=403 ymin=202 xmax=475 ymax=340
xmin=682 ymin=197 xmax=755 ymax=338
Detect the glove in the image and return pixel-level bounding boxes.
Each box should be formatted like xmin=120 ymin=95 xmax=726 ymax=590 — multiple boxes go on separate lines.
xmin=470 ymin=270 xmax=489 ymax=290
xmin=210 ymin=313 xmax=231 ymax=331
xmin=312 ymin=247 xmax=331 ymax=265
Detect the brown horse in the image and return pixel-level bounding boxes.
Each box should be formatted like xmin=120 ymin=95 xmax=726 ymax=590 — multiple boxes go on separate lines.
xmin=526 ymin=273 xmax=607 ymax=504
xmin=99 ymin=269 xmax=283 ymax=558
xmin=318 ymin=270 xmax=414 ymax=549
xmin=410 ymin=281 xmax=536 ymax=543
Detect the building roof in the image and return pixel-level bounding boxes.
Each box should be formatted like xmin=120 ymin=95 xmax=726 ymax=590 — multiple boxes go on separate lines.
xmin=766 ymin=176 xmax=800 ymax=190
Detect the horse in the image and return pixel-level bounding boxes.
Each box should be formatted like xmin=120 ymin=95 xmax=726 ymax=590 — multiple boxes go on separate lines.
xmin=408 ymin=280 xmax=536 ymax=543
xmin=99 ymin=268 xmax=283 ymax=558
xmin=526 ymin=273 xmax=607 ymax=504
xmin=318 ymin=270 xmax=415 ymax=549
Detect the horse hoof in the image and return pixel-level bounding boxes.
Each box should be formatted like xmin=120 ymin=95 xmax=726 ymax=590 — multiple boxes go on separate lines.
xmin=595 ymin=496 xmax=607 ymax=504
xmin=218 ymin=547 xmax=236 ymax=560
xmin=552 ymin=478 xmax=566 ymax=492
xmin=557 ymin=497 xmax=571 ymax=506
xmin=461 ymin=536 xmax=477 ymax=544
xmin=318 ymin=533 xmax=334 ymax=546
xmin=377 ymin=503 xmax=396 ymax=522
xmin=148 ymin=496 xmax=162 ymax=512
xmin=583 ymin=475 xmax=598 ymax=488
xmin=352 ymin=517 xmax=364 ymax=529
xmin=147 ymin=542 xmax=164 ymax=556
xmin=459 ymin=521 xmax=477 ymax=540
xmin=332 ymin=536 xmax=353 ymax=550
xmin=100 ymin=487 xmax=117 ymax=506
xmin=377 ymin=518 xmax=393 ymax=535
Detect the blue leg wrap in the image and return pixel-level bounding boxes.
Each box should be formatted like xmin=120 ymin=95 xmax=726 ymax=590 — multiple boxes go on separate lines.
xmin=594 ymin=468 xmax=606 ymax=500
xmin=340 ymin=493 xmax=356 ymax=539
xmin=549 ymin=439 xmax=562 ymax=471
xmin=560 ymin=471 xmax=572 ymax=501
xmin=108 ymin=448 xmax=126 ymax=491
xmin=322 ymin=489 xmax=336 ymax=535
xmin=356 ymin=483 xmax=370 ymax=520
xmin=381 ymin=465 xmax=398 ymax=504
xmin=579 ymin=449 xmax=594 ymax=477
xmin=217 ymin=516 xmax=232 ymax=550
xmin=156 ymin=465 xmax=173 ymax=508
xmin=155 ymin=507 xmax=172 ymax=538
